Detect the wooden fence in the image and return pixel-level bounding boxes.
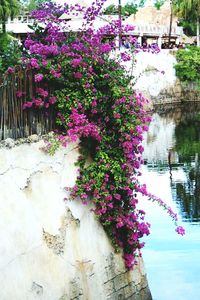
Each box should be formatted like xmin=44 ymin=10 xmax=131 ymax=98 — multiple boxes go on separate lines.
xmin=0 ymin=67 xmax=56 ymax=140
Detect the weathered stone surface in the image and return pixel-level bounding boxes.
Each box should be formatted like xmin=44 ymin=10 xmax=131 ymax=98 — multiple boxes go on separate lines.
xmin=0 ymin=141 xmax=152 ymax=300
xmin=28 ymin=134 xmax=40 ymax=143
xmin=133 ymin=50 xmax=200 ymax=105
xmin=4 ymin=138 xmax=15 ymax=148
xmin=114 ymin=273 xmax=129 ymax=291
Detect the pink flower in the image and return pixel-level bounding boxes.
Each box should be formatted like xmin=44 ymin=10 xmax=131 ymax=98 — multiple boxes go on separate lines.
xmin=33 ymin=98 xmax=44 ymax=107
xmin=143 ymin=125 xmax=149 ymax=131
xmin=7 ymin=67 xmax=14 ymax=74
xmin=71 ymin=58 xmax=82 ymax=67
xmin=108 ymin=203 xmax=113 ymax=209
xmin=123 ymin=254 xmax=135 ymax=269
xmin=45 ymin=103 xmax=49 ymax=108
xmin=82 ymin=200 xmax=88 ymax=205
xmin=42 ymin=59 xmax=48 ymax=66
xmin=23 ymin=101 xmax=33 ymax=109
xmin=36 ymin=87 xmax=48 ymax=97
xmin=50 ymin=69 xmax=61 ymax=78
xmin=175 ymin=226 xmax=185 ymax=236
xmin=49 ymin=96 xmax=57 ymax=104
xmin=80 ymin=193 xmax=88 ymax=199
xmin=114 ymin=194 xmax=121 ymax=200
xmin=113 ymin=112 xmax=120 ymax=119
xmin=105 ymin=195 xmax=112 ymax=201
xmin=34 ymin=74 xmax=44 ymax=82
xmin=73 ymin=72 xmax=83 ymax=79
xmin=30 ymin=58 xmax=39 ymax=69
xmin=16 ymin=90 xmax=23 ymax=98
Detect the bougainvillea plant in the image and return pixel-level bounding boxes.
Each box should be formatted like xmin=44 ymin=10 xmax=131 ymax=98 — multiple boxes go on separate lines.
xmin=17 ymin=0 xmax=185 ymax=269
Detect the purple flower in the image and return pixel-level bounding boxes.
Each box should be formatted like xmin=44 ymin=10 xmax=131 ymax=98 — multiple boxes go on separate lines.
xmin=100 ymin=44 xmax=112 ymax=53
xmin=121 ymin=52 xmax=131 ymax=61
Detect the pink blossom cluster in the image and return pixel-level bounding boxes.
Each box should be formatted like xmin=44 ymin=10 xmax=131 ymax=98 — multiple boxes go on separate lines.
xmin=67 ymin=109 xmax=101 ymax=143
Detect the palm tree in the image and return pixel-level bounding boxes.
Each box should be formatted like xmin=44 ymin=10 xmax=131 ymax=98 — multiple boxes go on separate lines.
xmin=0 ymin=0 xmax=20 ymax=33
xmin=173 ymin=0 xmax=200 ymax=46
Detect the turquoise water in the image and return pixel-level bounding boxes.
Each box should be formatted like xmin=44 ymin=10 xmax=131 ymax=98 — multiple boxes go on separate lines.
xmin=141 ymin=104 xmax=200 ymax=300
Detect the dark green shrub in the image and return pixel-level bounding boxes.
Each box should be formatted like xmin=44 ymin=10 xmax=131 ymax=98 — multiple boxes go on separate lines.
xmin=0 ymin=33 xmax=21 ymax=74
xmin=175 ymin=46 xmax=200 ymax=87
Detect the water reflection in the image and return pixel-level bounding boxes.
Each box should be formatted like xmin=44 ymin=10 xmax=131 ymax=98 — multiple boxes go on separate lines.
xmin=143 ymin=103 xmax=200 ymax=224
xmin=141 ymin=103 xmax=200 ymax=300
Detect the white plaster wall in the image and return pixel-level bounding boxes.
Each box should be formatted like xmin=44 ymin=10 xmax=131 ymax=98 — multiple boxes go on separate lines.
xmin=134 ymin=50 xmax=177 ymax=97
xmin=0 ymin=139 xmax=151 ymax=300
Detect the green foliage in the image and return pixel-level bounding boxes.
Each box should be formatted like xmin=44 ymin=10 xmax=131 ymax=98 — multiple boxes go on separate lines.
xmin=175 ymin=46 xmax=200 ymax=86
xmin=104 ymin=1 xmax=145 ymax=16
xmin=0 ymin=32 xmax=12 ymax=51
xmin=154 ymin=0 xmax=165 ymax=10
xmin=178 ymin=19 xmax=197 ymax=36
xmin=25 ymin=0 xmax=48 ymax=12
xmin=0 ymin=0 xmax=21 ymax=32
xmin=0 ymin=33 xmax=21 ymax=73
xmin=121 ymin=2 xmax=138 ymax=16
xmin=172 ymin=0 xmax=200 ymax=44
xmin=43 ymin=132 xmax=62 ymax=155
xmin=175 ymin=117 xmax=200 ymax=161
xmin=103 ymin=4 xmax=117 ymax=15
xmin=173 ymin=0 xmax=200 ymax=21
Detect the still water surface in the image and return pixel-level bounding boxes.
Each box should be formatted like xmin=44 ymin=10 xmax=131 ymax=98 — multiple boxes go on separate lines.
xmin=141 ymin=103 xmax=200 ymax=300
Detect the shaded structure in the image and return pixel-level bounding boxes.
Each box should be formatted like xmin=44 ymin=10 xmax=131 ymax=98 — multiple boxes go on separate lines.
xmin=0 ymin=68 xmax=56 ymax=140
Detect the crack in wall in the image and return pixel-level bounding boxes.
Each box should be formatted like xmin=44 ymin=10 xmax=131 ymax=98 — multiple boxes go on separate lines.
xmin=21 ymin=166 xmax=62 ymax=190
xmin=43 ymin=208 xmax=80 ymax=256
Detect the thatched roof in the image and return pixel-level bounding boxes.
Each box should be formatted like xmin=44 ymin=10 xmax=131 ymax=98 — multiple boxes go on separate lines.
xmin=180 ymin=34 xmax=196 ymax=44
xmin=127 ymin=1 xmax=178 ymax=27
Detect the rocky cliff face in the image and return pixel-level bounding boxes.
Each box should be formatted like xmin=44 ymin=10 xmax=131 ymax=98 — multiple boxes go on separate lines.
xmin=134 ymin=50 xmax=200 ymax=105
xmin=0 ymin=137 xmax=152 ymax=300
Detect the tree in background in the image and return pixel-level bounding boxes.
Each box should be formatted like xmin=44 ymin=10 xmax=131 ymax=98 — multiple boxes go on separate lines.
xmin=20 ymin=0 xmax=47 ymax=12
xmin=154 ymin=0 xmax=165 ymax=10
xmin=178 ymin=18 xmax=196 ymax=37
xmin=173 ymin=0 xmax=200 ymax=46
xmin=121 ymin=1 xmax=144 ymax=16
xmin=0 ymin=35 xmax=21 ymax=72
xmin=26 ymin=0 xmax=48 ymax=12
xmin=103 ymin=4 xmax=117 ymax=15
xmin=0 ymin=0 xmax=20 ymax=32
xmin=104 ymin=0 xmax=145 ymax=16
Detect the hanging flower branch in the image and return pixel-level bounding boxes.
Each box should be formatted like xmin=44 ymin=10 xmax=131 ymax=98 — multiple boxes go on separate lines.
xmin=17 ymin=0 xmax=185 ymax=269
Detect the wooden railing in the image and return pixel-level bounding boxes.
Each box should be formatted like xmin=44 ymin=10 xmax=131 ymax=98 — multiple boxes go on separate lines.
xmin=0 ymin=67 xmax=56 ymax=140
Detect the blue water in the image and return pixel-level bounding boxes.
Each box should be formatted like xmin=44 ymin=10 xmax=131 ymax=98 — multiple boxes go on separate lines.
xmin=141 ymin=104 xmax=200 ymax=300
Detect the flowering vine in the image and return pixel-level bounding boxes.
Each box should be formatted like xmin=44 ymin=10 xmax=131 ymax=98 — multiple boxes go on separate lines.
xmin=16 ymin=1 xmax=185 ymax=269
